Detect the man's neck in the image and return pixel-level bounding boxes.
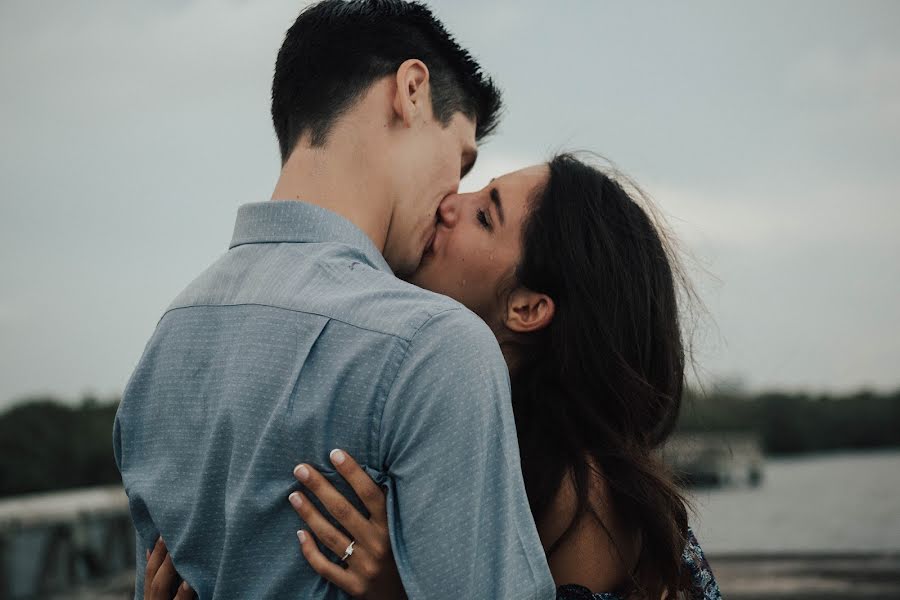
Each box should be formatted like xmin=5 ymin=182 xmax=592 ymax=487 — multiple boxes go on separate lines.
xmin=271 ymin=141 xmax=392 ymax=254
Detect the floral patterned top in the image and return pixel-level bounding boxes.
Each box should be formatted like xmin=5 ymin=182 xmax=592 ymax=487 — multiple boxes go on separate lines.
xmin=555 ymin=528 xmax=722 ymax=600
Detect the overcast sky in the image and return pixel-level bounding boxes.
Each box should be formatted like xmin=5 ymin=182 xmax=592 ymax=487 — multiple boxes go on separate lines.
xmin=1 ymin=1 xmax=898 ymax=410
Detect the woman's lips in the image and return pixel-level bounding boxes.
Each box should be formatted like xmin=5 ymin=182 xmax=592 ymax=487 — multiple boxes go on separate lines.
xmin=418 ymin=228 xmax=437 ymax=265
xmin=424 ymin=226 xmax=437 ymax=254
xmin=428 ymin=222 xmax=447 ymax=255
xmin=423 ymin=216 xmax=444 ymax=258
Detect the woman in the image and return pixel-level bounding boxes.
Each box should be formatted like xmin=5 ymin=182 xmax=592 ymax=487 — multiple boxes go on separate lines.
xmin=146 ymin=154 xmax=722 ymax=599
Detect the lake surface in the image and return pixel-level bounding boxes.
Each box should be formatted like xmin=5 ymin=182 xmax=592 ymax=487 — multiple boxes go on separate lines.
xmin=690 ymin=449 xmax=900 ymax=553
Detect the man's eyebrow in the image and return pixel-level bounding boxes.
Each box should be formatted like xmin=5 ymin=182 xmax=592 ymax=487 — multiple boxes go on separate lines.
xmin=489 ymin=186 xmax=505 ymax=226
xmin=461 ymin=148 xmax=478 ymax=178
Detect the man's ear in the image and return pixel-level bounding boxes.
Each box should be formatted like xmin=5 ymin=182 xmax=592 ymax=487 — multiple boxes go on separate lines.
xmin=392 ymin=59 xmax=431 ymax=128
xmin=505 ymin=287 xmax=555 ymax=334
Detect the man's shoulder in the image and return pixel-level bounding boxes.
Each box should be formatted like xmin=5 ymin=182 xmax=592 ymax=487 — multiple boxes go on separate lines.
xmin=336 ymin=262 xmax=478 ymax=341
xmin=403 ymin=298 xmax=499 ymax=355
xmin=163 ymin=242 xmax=476 ymax=343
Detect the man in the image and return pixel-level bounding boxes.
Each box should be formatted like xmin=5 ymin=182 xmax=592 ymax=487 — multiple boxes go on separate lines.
xmin=113 ymin=1 xmax=556 ymax=598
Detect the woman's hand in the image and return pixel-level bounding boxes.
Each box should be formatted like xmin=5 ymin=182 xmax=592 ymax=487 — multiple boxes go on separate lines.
xmin=291 ymin=449 xmax=406 ymax=600
xmin=144 ymin=537 xmax=195 ymax=600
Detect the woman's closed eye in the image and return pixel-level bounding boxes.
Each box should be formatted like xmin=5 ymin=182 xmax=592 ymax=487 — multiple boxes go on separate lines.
xmin=476 ymin=207 xmax=493 ymax=231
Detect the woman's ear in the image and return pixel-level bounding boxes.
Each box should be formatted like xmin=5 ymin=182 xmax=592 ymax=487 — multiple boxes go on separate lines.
xmin=505 ymin=288 xmax=555 ymax=333
xmin=392 ymin=58 xmax=431 ymax=127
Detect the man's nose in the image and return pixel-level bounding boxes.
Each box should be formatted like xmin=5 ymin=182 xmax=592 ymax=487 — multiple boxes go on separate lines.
xmin=438 ymin=193 xmax=461 ymax=227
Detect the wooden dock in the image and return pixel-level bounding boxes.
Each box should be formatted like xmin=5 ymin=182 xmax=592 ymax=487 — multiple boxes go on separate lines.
xmin=709 ymin=552 xmax=900 ymax=599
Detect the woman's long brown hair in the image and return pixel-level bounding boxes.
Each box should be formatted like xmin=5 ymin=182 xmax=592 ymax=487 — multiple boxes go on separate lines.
xmin=506 ymin=153 xmax=696 ymax=599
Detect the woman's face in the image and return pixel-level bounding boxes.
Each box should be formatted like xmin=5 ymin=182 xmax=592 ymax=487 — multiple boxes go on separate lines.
xmin=408 ymin=164 xmax=549 ymax=327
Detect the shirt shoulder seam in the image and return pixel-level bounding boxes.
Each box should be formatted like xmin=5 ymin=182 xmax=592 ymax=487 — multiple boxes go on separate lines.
xmin=375 ymin=306 xmax=466 ymax=462
xmin=158 ymin=302 xmax=442 ymax=341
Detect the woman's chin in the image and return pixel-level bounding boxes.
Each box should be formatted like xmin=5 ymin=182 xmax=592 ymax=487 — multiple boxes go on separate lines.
xmin=405 ymin=257 xmax=431 ymax=286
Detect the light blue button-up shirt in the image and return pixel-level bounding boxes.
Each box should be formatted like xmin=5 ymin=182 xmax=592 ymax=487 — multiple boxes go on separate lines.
xmin=114 ymin=201 xmax=555 ymax=599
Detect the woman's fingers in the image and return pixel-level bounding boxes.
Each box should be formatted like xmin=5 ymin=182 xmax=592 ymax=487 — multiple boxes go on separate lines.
xmin=144 ymin=537 xmax=194 ymax=600
xmin=289 ymin=490 xmax=354 ymax=558
xmin=173 ymin=580 xmax=195 ymax=600
xmin=148 ymin=554 xmax=178 ymax=599
xmin=293 ymin=463 xmax=371 ymax=543
xmin=297 ymin=529 xmax=365 ymax=598
xmin=328 ymin=449 xmax=387 ymax=526
xmin=144 ymin=537 xmax=168 ymax=599
xmin=290 ymin=456 xmax=401 ymax=599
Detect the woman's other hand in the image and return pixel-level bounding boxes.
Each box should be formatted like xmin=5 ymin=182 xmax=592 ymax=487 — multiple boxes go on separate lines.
xmin=144 ymin=537 xmax=195 ymax=600
xmin=291 ymin=449 xmax=406 ymax=600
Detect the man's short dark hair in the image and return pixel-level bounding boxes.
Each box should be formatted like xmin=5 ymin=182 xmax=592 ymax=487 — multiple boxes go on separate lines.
xmin=271 ymin=0 xmax=503 ymax=162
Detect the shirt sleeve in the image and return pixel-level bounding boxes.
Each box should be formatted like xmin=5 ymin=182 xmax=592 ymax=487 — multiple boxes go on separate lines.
xmin=378 ymin=308 xmax=556 ymax=600
xmin=132 ymin=528 xmax=147 ymax=600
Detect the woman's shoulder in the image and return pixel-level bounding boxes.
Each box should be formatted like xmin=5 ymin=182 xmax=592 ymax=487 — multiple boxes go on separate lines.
xmin=556 ymin=583 xmax=623 ymax=600
xmin=539 ymin=463 xmax=640 ymax=595
xmin=554 ymin=528 xmax=723 ymax=600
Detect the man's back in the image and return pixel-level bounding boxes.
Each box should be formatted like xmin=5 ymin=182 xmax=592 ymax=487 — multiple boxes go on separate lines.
xmin=114 ymin=201 xmax=555 ymax=599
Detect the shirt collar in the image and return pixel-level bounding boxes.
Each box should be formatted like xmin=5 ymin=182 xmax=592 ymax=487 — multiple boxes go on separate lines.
xmin=229 ymin=201 xmax=393 ymax=275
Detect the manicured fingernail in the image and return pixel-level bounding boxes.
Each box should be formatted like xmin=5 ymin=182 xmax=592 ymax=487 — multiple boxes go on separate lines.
xmin=146 ymin=549 xmax=150 ymax=560
xmin=181 ymin=581 xmax=191 ymax=592
xmin=288 ymin=492 xmax=302 ymax=507
xmin=297 ymin=529 xmax=307 ymax=543
xmin=294 ymin=464 xmax=310 ymax=481
xmin=330 ymin=449 xmax=346 ymax=465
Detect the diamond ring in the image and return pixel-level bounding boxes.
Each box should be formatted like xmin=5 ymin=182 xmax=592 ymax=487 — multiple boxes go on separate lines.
xmin=341 ymin=540 xmax=356 ymax=561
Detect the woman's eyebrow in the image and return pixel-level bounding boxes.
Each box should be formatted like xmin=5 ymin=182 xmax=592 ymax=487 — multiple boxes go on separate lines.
xmin=489 ymin=187 xmax=505 ymax=225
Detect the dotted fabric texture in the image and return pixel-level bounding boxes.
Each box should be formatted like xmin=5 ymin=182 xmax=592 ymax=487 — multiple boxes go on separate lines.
xmin=114 ymin=201 xmax=556 ymax=599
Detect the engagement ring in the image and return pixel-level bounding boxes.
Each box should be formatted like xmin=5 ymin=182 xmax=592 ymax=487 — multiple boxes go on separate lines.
xmin=341 ymin=540 xmax=356 ymax=561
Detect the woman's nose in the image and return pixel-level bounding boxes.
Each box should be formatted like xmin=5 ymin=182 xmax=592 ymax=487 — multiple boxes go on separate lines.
xmin=438 ymin=193 xmax=461 ymax=227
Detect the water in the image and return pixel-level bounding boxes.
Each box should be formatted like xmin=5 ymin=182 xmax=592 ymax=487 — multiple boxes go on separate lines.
xmin=690 ymin=449 xmax=900 ymax=553
xmin=4 ymin=452 xmax=899 ymax=598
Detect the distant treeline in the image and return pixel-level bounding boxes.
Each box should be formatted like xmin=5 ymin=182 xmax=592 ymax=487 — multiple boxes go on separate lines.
xmin=678 ymin=387 xmax=900 ymax=455
xmin=1 ymin=388 xmax=899 ymax=497
xmin=0 ymin=397 xmax=121 ymax=498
